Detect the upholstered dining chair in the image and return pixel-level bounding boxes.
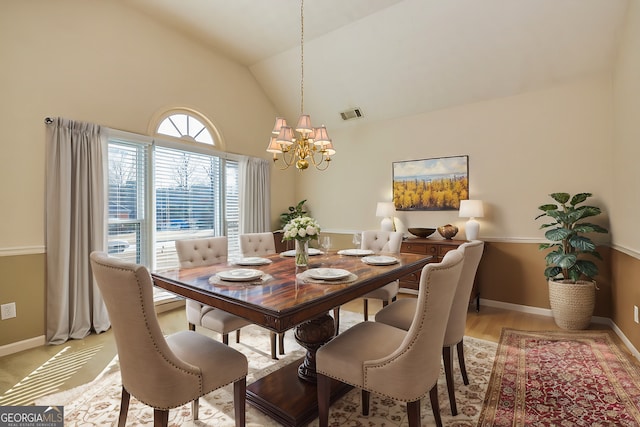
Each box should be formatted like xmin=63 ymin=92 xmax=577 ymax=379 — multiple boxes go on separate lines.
xmin=175 ymin=237 xmax=251 ymax=346
xmin=89 ymin=252 xmax=248 ymax=427
xmin=359 ymin=230 xmax=404 ymax=320
xmin=374 ymin=240 xmax=485 ymax=416
xmin=238 ymin=232 xmax=284 ymax=359
xmin=316 ymin=249 xmax=464 ymax=427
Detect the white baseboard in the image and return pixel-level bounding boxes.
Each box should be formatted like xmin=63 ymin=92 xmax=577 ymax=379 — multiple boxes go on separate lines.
xmin=479 ymin=298 xmax=640 ymax=361
xmin=0 ymin=335 xmax=45 ymax=357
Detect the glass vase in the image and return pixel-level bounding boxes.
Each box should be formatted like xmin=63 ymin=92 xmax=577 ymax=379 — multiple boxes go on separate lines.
xmin=295 ymin=240 xmax=309 ymax=267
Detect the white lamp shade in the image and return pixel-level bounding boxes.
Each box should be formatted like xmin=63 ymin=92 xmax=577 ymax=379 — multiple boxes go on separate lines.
xmin=276 ymin=126 xmax=294 ymax=145
xmin=272 ymin=117 xmax=288 ymax=135
xmin=295 ymin=114 xmax=313 ymax=134
xmin=376 ymin=202 xmax=395 ymax=218
xmin=313 ymin=126 xmax=331 ymax=146
xmin=459 ymin=200 xmax=484 ymax=218
xmin=265 ymin=136 xmax=282 ymax=153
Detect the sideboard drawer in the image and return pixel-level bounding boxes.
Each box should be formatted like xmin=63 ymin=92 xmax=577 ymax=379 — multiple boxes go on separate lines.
xmin=401 ymin=242 xmax=436 ymax=255
xmin=399 ymin=238 xmax=467 ymax=291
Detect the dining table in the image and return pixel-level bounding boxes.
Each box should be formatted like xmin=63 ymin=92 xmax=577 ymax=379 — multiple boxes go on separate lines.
xmin=151 ymin=248 xmax=432 ymax=427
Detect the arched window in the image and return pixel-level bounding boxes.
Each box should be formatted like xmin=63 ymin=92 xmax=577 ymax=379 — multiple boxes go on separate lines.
xmin=150 ymin=108 xmax=225 ymax=150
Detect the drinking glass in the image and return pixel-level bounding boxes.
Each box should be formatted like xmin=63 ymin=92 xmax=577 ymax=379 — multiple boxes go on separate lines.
xmin=320 ymin=236 xmax=332 ymax=256
xmin=352 ymin=233 xmax=361 ymax=249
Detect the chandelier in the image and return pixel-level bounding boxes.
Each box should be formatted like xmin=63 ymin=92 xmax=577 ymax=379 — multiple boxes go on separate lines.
xmin=266 ymin=0 xmax=335 ymax=171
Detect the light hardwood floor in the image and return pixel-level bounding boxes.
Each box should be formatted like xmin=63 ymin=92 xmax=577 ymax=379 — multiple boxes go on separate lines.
xmin=0 ymin=296 xmax=634 ymax=404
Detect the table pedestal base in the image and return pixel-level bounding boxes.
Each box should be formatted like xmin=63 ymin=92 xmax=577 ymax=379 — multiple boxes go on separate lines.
xmin=247 ymin=357 xmax=351 ymax=427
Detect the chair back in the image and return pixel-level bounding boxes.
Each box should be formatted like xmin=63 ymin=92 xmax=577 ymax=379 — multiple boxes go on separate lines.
xmin=89 ymin=252 xmax=202 ymax=408
xmin=239 ymin=232 xmax=276 ymax=256
xmin=363 ymin=248 xmax=464 ymax=401
xmin=444 ymin=240 xmax=484 ymax=346
xmin=175 ymin=236 xmax=227 ymax=267
xmin=360 ymin=230 xmax=403 ymax=254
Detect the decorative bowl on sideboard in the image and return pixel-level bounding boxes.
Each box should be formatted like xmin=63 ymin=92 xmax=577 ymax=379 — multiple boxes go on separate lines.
xmin=407 ymin=228 xmax=436 ymax=238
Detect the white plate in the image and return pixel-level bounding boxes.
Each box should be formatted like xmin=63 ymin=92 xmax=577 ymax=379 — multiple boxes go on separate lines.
xmin=216 ymin=269 xmax=263 ymax=282
xmin=306 ymin=268 xmax=351 ymax=281
xmin=235 ymin=257 xmax=272 ymax=266
xmin=337 ymin=249 xmax=374 ymax=256
xmin=362 ymin=255 xmax=399 ymax=266
xmin=281 ymin=248 xmax=323 ymax=257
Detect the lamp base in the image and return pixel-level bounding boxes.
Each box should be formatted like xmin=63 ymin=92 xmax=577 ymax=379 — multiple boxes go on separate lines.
xmin=380 ymin=217 xmax=394 ymax=232
xmin=465 ymin=218 xmax=480 ymax=240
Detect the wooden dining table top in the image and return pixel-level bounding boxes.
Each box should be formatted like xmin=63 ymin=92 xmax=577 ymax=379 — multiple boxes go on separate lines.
xmin=151 ymin=251 xmax=432 ymax=333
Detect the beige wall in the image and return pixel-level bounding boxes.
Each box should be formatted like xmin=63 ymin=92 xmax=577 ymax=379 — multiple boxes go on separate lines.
xmin=0 ymin=0 xmax=290 ymax=347
xmin=302 ymin=76 xmax=614 ymax=240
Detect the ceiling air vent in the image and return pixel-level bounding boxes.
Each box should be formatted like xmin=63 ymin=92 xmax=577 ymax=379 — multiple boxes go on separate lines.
xmin=340 ymin=108 xmax=363 ymax=121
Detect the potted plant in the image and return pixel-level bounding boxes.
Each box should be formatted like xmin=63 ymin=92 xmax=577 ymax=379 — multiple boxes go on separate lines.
xmin=280 ymin=199 xmax=308 ymax=229
xmin=535 ymin=192 xmax=608 ymax=329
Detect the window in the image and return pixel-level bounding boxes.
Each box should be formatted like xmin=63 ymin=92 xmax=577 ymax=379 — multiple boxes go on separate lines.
xmin=107 ymin=111 xmax=239 ymax=270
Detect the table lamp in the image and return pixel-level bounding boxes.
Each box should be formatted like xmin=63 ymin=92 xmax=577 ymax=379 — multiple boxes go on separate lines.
xmin=376 ymin=202 xmax=396 ymax=231
xmin=459 ymin=200 xmax=484 ymax=240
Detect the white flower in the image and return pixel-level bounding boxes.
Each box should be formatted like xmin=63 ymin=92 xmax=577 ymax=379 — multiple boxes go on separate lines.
xmin=282 ymin=216 xmax=321 ymax=242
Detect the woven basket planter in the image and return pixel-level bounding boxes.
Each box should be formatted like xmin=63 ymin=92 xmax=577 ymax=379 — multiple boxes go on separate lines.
xmin=548 ymin=279 xmax=596 ymax=330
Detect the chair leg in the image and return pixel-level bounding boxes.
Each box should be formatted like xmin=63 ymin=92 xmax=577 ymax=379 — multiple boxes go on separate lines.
xmin=118 ymin=387 xmax=130 ymax=427
xmin=236 ymin=329 xmax=241 ymax=344
xmin=233 ymin=378 xmax=246 ymax=427
xmin=223 ymin=333 xmax=229 ymax=345
xmin=429 ymin=384 xmax=443 ymax=427
xmin=407 ymin=399 xmax=421 ymax=427
xmin=333 ymin=307 xmax=340 ymax=335
xmin=382 ymin=299 xmax=389 ymax=307
xmin=192 ymin=398 xmax=199 ymax=420
xmin=443 ymin=346 xmax=458 ymax=416
xmin=188 ymin=323 xmax=196 ymax=331
xmin=363 ymin=299 xmax=369 ymax=321
xmin=361 ymin=389 xmax=371 ymax=415
xmin=153 ymin=409 xmax=169 ymax=427
xmin=270 ymin=332 xmax=278 ymax=359
xmin=317 ymin=373 xmax=332 ymax=427
xmin=279 ymin=332 xmax=285 ymax=355
xmin=457 ymin=339 xmax=469 ymax=385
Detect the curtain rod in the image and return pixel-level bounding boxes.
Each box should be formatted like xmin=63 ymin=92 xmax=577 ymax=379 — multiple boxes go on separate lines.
xmin=44 ymin=117 xmax=54 ymax=124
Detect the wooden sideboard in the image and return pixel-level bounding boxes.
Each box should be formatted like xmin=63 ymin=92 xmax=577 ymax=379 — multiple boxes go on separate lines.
xmin=399 ymin=238 xmax=479 ymax=310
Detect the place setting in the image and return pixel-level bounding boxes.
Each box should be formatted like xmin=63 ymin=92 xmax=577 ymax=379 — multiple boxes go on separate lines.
xmin=297 ymin=267 xmax=358 ymax=285
xmin=280 ymin=247 xmax=323 ymax=257
xmin=208 ymin=268 xmax=271 ymax=286
xmin=361 ymin=255 xmax=399 ymax=266
xmin=233 ymin=257 xmax=273 ymax=266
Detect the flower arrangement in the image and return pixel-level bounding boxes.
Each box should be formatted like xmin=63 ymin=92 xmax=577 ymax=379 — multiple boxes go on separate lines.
xmin=282 ymin=216 xmax=321 ymax=242
xmin=282 ymin=216 xmax=320 ymax=266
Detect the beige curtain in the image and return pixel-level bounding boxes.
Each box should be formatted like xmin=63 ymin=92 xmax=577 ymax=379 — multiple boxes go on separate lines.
xmin=239 ymin=157 xmax=271 ymax=233
xmin=45 ymin=117 xmax=109 ymax=345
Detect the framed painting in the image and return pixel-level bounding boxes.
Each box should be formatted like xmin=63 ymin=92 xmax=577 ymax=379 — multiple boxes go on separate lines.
xmin=392 ymin=155 xmax=469 ymax=211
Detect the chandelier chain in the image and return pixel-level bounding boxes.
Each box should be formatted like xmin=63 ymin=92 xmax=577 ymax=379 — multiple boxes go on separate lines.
xmin=300 ymin=0 xmax=304 ymax=115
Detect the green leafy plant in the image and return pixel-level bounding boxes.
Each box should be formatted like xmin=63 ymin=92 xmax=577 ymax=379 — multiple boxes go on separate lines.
xmin=280 ymin=199 xmax=307 ymax=228
xmin=535 ymin=192 xmax=608 ymax=282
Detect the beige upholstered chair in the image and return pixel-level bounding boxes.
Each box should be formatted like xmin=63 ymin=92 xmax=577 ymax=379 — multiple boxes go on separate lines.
xmin=375 ymin=240 xmax=484 ymax=416
xmin=238 ymin=232 xmax=284 ymax=359
xmin=89 ymin=252 xmax=248 ymax=427
xmin=316 ymin=248 xmax=464 ymax=427
xmin=359 ymin=230 xmax=404 ymax=320
xmin=239 ymin=232 xmax=277 ymax=256
xmin=175 ymin=237 xmax=251 ymax=346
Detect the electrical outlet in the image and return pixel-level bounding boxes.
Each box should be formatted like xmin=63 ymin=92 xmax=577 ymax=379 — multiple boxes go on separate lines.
xmin=1 ymin=302 xmax=16 ymax=320
xmin=635 ymin=306 xmax=639 ymax=324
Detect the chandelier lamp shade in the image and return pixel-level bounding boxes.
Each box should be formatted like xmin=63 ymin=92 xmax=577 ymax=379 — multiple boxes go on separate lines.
xmin=376 ymin=202 xmax=396 ymax=231
xmin=266 ymin=0 xmax=335 ymax=171
xmin=459 ymin=199 xmax=484 ymax=240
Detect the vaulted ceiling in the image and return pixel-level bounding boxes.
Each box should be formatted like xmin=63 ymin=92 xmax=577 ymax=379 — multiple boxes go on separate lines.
xmin=122 ymin=0 xmax=629 ymax=131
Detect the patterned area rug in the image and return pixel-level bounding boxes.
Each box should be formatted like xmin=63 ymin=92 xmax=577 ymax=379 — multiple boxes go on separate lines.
xmin=37 ymin=310 xmax=497 ymax=426
xmin=478 ymin=329 xmax=640 ymax=426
